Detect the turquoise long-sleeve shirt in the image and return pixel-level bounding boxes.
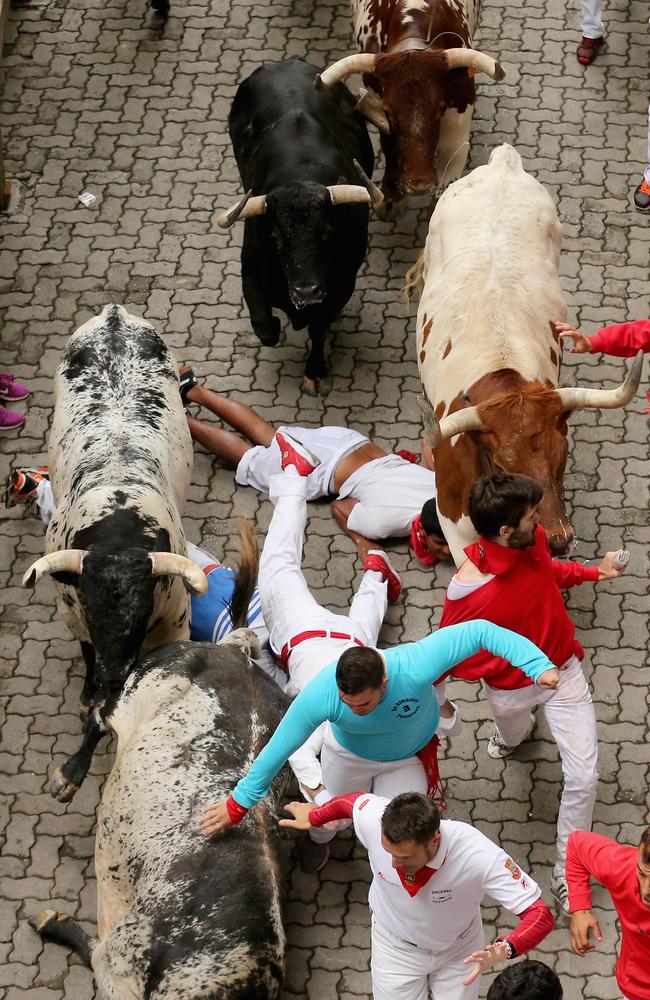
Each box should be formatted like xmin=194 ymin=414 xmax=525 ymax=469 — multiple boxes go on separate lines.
xmin=232 ymin=619 xmax=553 ymax=809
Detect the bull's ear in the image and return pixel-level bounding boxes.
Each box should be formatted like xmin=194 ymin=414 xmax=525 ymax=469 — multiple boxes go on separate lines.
xmin=152 ymin=528 xmax=171 ymax=552
xmin=50 ymin=571 xmax=80 ymax=587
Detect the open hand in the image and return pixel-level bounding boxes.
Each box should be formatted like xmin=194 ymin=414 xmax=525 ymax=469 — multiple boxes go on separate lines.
xmin=555 ymin=322 xmax=593 ymax=354
xmin=199 ymin=800 xmax=232 ymax=837
xmin=279 ymin=801 xmax=316 ymax=831
xmin=570 ymin=910 xmax=603 ymax=956
xmin=462 ymin=941 xmax=509 ymax=985
xmin=537 ymin=668 xmax=559 ymax=690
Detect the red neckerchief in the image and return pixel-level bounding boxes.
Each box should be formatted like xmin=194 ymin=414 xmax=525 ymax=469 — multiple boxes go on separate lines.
xmin=409 ymin=514 xmax=438 ymax=566
xmin=464 ymin=524 xmax=545 ymax=576
xmin=396 ymin=864 xmax=437 ymax=897
xmin=396 ymin=449 xmax=420 ymax=464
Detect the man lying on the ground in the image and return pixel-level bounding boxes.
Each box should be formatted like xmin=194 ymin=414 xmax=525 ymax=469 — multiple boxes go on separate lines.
xmin=179 ymin=367 xmax=450 ymax=564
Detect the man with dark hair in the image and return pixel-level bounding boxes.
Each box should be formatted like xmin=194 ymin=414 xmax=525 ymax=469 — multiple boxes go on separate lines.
xmin=279 ymin=791 xmax=554 ymax=1000
xmin=199 ymin=556 xmax=560 ymax=837
xmin=566 ymin=827 xmax=650 ymax=1000
xmin=487 ymin=960 xmax=563 ymax=999
xmin=435 ymin=472 xmax=628 ymax=913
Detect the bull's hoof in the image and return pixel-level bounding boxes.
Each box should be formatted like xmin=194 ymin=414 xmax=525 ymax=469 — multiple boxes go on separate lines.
xmin=29 ymin=909 xmax=70 ymax=935
xmin=49 ymin=768 xmax=79 ymax=803
xmin=302 ymin=374 xmax=331 ymax=397
xmin=150 ymin=0 xmax=170 ymax=14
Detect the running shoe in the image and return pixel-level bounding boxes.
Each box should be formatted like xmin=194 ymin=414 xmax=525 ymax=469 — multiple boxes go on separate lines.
xmin=5 ymin=467 xmax=49 ymax=508
xmin=275 ymin=431 xmax=320 ymax=477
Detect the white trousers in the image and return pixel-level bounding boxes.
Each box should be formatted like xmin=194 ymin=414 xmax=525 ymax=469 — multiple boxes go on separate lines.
xmin=258 ymin=471 xmax=389 ymax=841
xmin=484 ymin=659 xmax=598 ymax=870
xmin=321 ymin=725 xmax=428 ymax=798
xmin=236 ymin=424 xmax=367 ymax=498
xmin=580 ymin=0 xmax=603 ymax=38
xmin=34 ymin=479 xmax=56 ymax=524
xmin=371 ymin=914 xmax=484 ymax=1000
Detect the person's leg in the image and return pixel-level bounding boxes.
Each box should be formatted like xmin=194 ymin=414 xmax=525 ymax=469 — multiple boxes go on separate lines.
xmin=482 ymin=683 xmax=543 ymax=751
xmin=257 ymin=472 xmax=328 ymax=655
xmin=542 ymin=661 xmax=598 ymax=875
xmin=580 ymin=0 xmax=603 ymax=38
xmin=372 ymin=757 xmax=428 ymax=797
xmin=429 ymin=917 xmax=483 ymax=1000
xmin=186 ymin=414 xmax=251 ymax=468
xmin=633 ymin=104 xmax=650 ymax=212
xmin=346 ymin=568 xmax=388 ymax=647
xmin=187 ymin=385 xmax=275 ymax=446
xmin=371 ymin=918 xmax=432 ymax=1000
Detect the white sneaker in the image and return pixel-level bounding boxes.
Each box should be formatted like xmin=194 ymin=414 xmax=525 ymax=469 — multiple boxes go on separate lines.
xmin=486 ymin=713 xmax=535 ymax=759
xmin=550 ymin=870 xmax=570 ymax=916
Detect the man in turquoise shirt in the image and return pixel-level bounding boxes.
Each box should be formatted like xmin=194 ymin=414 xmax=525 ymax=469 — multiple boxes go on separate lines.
xmin=200 ymin=618 xmax=558 ymax=836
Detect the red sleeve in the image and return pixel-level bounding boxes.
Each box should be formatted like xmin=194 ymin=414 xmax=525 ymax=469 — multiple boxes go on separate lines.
xmin=589 ymin=320 xmax=650 ymax=357
xmin=308 ymin=792 xmax=363 ymax=827
xmin=566 ymin=830 xmax=617 ymax=912
xmin=503 ymin=898 xmax=554 ymax=955
xmin=552 ymin=559 xmax=600 ymax=588
xmin=226 ymin=796 xmax=249 ymax=825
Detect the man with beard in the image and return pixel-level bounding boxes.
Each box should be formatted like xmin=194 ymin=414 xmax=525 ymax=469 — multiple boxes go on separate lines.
xmin=567 ymin=826 xmax=650 ymax=1000
xmin=434 ymin=473 xmax=627 ymax=914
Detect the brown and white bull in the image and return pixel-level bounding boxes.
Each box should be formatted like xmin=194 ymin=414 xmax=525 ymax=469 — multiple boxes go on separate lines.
xmin=21 ymin=304 xmax=207 ymax=801
xmin=411 ymin=144 xmax=642 ymax=566
xmin=316 ymin=0 xmax=504 ymax=216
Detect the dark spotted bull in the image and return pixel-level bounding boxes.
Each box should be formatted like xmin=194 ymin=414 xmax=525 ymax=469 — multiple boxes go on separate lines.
xmin=31 ymin=637 xmax=290 ymax=999
xmin=316 ymin=0 xmax=504 ymax=217
xmin=217 ymin=58 xmax=379 ymax=396
xmin=22 ymin=304 xmax=208 ymax=801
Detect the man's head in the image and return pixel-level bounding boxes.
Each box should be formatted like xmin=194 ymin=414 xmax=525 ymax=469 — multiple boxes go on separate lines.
xmin=638 ymin=827 xmax=650 ymax=906
xmin=380 ymin=793 xmax=441 ymax=875
xmin=336 ymin=647 xmax=387 ymax=716
xmin=419 ymin=498 xmax=450 ymax=560
xmin=469 ymin=473 xmax=543 ymax=549
xmin=486 ymin=960 xmax=562 ymax=1000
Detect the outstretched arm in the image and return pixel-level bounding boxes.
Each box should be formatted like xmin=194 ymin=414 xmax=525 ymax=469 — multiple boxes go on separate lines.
xmin=389 ymin=619 xmax=558 ymax=688
xmin=557 ymin=319 xmax=650 ymax=357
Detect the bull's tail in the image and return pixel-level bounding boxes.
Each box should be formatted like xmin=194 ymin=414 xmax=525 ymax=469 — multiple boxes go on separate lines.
xmin=229 ymin=517 xmax=260 ymax=629
xmin=403 ymin=252 xmax=426 ymax=304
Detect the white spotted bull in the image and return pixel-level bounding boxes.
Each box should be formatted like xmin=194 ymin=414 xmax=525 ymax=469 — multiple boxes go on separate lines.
xmin=22 ymin=304 xmax=207 ymax=801
xmin=31 ymin=637 xmax=290 ymax=1000
xmin=410 ymin=145 xmax=642 ymax=565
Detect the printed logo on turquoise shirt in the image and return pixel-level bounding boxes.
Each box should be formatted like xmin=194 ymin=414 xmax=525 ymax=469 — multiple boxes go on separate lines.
xmin=391 ymin=698 xmax=420 ymax=719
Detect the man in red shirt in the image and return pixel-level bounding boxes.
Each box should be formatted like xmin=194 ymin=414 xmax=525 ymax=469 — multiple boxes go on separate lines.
xmin=436 ymin=472 xmax=627 ymax=913
xmin=567 ymin=827 xmax=650 ymax=1000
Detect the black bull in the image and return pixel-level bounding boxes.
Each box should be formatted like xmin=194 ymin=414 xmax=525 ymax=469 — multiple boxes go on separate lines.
xmin=31 ymin=640 xmax=290 ymax=1000
xmin=225 ymin=58 xmax=375 ymax=395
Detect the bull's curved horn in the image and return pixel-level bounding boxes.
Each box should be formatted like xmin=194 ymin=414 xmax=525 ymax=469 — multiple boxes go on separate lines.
xmin=216 ymin=190 xmax=267 ymax=229
xmin=149 ymin=553 xmax=209 ymax=595
xmin=418 ymin=397 xmax=441 ymax=448
xmin=556 ymin=350 xmax=643 ymax=412
xmin=352 ymin=159 xmax=384 ymax=209
xmin=327 ymin=184 xmax=372 ymax=206
xmin=315 ymin=53 xmax=378 ymax=89
xmin=438 ymin=404 xmax=484 ymax=441
xmin=445 ymin=48 xmax=506 ymax=82
xmin=22 ymin=550 xmax=87 ymax=588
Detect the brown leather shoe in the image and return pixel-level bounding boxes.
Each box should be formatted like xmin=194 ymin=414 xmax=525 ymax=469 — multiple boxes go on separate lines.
xmin=577 ymin=36 xmax=605 ymax=65
xmin=297 ymin=832 xmax=330 ymax=873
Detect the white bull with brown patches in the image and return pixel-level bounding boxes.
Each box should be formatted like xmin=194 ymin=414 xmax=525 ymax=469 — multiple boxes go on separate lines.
xmin=412 ymin=144 xmax=642 ymax=565
xmin=31 ymin=639 xmax=290 ymax=1000
xmin=316 ymin=0 xmax=502 ymax=216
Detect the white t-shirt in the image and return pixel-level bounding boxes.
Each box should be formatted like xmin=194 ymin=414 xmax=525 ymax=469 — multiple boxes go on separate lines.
xmin=353 ymin=794 xmax=540 ymax=952
xmin=340 ymin=455 xmax=437 ymax=539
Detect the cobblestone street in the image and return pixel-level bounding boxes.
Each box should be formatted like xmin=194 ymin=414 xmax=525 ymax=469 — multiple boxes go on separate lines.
xmin=1 ymin=0 xmax=649 ymax=997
